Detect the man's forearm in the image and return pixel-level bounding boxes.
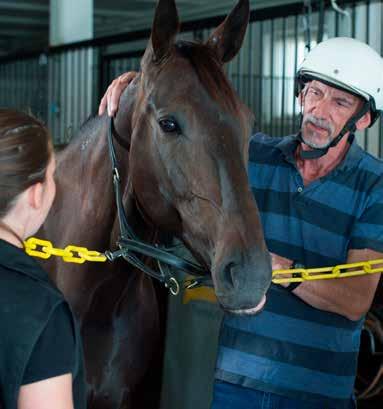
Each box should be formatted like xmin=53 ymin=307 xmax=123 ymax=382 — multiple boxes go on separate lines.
xmin=272 ymin=248 xmax=382 ymax=320
xmin=292 ymin=273 xmax=380 ymax=321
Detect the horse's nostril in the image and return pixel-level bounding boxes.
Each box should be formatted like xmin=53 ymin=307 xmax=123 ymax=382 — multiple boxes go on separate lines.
xmin=223 ymin=261 xmax=236 ymax=288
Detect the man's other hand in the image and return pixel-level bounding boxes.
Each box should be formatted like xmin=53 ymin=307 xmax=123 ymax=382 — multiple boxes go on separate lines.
xmin=98 ymin=71 xmax=138 ymax=117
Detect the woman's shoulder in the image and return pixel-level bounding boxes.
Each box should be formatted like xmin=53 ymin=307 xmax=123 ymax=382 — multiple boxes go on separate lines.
xmin=0 ymin=262 xmax=65 ymax=338
xmin=2 ymin=266 xmax=62 ymax=304
xmin=0 ymin=239 xmax=63 ymax=304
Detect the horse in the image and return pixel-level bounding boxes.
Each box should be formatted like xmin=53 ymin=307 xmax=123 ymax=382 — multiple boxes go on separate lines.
xmin=40 ymin=0 xmax=272 ymax=407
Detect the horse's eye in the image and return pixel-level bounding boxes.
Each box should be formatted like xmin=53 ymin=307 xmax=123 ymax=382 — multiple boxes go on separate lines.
xmin=158 ymin=118 xmax=181 ymax=134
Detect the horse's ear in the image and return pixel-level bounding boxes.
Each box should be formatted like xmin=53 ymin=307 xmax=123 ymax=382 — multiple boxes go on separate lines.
xmin=206 ymin=0 xmax=249 ymax=64
xmin=150 ymin=0 xmax=180 ymax=63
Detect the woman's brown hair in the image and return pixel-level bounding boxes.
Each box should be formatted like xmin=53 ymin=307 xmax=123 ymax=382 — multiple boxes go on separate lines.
xmin=0 ymin=109 xmax=52 ymax=243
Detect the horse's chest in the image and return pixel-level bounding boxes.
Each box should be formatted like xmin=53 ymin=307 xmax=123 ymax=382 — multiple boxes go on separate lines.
xmin=80 ymin=272 xmax=161 ymax=408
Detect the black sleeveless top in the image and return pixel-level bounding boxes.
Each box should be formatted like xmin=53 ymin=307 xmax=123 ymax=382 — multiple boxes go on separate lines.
xmin=0 ymin=239 xmax=86 ymax=409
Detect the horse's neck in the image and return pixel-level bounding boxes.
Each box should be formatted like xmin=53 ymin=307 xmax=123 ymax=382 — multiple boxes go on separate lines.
xmin=39 ymin=85 xmax=157 ymax=316
xmin=43 ymin=118 xmax=127 ymax=251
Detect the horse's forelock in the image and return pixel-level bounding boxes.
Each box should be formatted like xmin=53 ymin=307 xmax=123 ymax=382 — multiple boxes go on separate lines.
xmin=173 ymin=41 xmax=251 ymax=122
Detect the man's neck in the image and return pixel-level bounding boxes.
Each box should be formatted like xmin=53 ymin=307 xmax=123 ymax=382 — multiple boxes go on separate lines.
xmin=295 ymin=136 xmax=351 ymax=185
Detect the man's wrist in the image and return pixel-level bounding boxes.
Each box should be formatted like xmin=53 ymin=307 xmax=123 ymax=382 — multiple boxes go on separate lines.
xmin=287 ymin=261 xmax=304 ymax=292
xmin=287 ymin=280 xmax=302 ymax=292
xmin=292 ymin=261 xmax=305 ymax=269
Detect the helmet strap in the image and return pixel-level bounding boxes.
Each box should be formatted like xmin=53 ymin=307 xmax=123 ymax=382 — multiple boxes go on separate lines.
xmin=297 ymin=100 xmax=370 ymax=160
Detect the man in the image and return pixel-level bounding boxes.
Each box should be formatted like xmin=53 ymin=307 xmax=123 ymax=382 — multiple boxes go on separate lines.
xmin=99 ymin=37 xmax=383 ymax=409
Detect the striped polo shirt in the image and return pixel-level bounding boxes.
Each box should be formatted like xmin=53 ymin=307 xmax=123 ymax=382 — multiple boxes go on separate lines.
xmin=215 ymin=133 xmax=383 ymax=408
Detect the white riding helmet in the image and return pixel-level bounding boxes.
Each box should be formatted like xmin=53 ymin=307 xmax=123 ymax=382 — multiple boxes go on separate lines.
xmin=296 ymin=37 xmax=383 ymax=126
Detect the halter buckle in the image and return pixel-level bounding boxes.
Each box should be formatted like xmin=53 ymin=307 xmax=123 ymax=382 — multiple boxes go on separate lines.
xmin=166 ymin=276 xmax=180 ymax=296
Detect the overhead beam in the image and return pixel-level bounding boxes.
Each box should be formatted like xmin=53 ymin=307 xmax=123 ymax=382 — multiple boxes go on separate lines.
xmin=94 ymin=9 xmax=144 ymax=18
xmin=0 ymin=1 xmax=48 ymax=13
xmin=0 ymin=15 xmax=48 ymax=26
xmin=0 ymin=28 xmax=47 ymax=37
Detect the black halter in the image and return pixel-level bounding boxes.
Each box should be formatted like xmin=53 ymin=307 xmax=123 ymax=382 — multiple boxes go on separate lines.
xmin=105 ymin=117 xmax=209 ymax=294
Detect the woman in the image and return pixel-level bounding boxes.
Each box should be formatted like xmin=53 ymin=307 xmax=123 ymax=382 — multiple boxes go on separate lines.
xmin=0 ymin=109 xmax=86 ymax=409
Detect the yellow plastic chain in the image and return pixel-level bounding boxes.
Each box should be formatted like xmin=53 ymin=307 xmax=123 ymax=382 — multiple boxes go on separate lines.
xmin=273 ymin=259 xmax=383 ymax=284
xmin=24 ymin=237 xmax=383 ymax=282
xmin=24 ymin=237 xmax=107 ymax=264
xmin=184 ymin=261 xmax=383 ymax=305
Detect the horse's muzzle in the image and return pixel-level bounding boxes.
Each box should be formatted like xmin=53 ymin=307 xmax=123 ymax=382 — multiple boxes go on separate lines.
xmin=225 ymin=294 xmax=266 ymax=315
xmin=212 ymin=248 xmax=272 ymax=315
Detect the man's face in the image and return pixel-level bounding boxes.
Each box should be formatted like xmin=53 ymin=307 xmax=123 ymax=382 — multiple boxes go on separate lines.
xmin=300 ymin=80 xmax=363 ymax=149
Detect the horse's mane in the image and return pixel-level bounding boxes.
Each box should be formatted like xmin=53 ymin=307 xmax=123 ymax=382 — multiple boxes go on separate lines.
xmin=78 ymin=114 xmax=100 ymax=136
xmin=54 ymin=115 xmax=101 ymax=156
xmin=174 ymin=41 xmax=249 ymax=119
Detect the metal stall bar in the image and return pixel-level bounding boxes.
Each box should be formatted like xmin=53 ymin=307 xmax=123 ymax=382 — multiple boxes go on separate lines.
xmin=270 ymin=19 xmax=275 ymax=137
xmin=365 ymin=0 xmax=371 ymax=153
xmin=352 ymin=2 xmax=356 ymax=37
xmin=335 ymin=3 xmax=340 ymax=36
xmin=47 ymin=54 xmax=54 ymax=137
xmin=381 ymin=2 xmax=383 ymax=158
xmin=80 ymin=49 xmax=86 ymax=132
xmin=281 ymin=17 xmax=287 ymax=137
xmin=257 ymin=20 xmax=264 ymax=132
xmin=71 ymin=50 xmax=77 ymax=134
xmin=56 ymin=54 xmax=62 ymax=143
xmin=236 ymin=31 xmax=243 ymax=107
xmin=85 ymin=47 xmax=92 ymax=121
xmin=292 ymin=13 xmax=299 ymax=133
xmin=248 ymin=20 xmax=254 ymax=122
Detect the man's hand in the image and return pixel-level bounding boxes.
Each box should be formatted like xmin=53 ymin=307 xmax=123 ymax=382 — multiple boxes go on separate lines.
xmin=270 ymin=253 xmax=294 ymax=288
xmin=98 ymin=71 xmax=138 ymax=117
xmin=270 ymin=252 xmax=293 ymax=270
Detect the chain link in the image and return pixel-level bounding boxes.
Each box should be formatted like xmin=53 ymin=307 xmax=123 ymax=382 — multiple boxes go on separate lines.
xmin=24 ymin=237 xmax=107 ymax=264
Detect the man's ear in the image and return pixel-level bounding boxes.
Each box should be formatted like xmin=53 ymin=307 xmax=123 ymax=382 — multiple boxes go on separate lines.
xmin=297 ymin=82 xmax=311 ymax=110
xmin=356 ymin=111 xmax=371 ymax=131
xmin=298 ymin=92 xmax=304 ymax=107
xmin=297 ymin=91 xmax=306 ymax=114
xmin=27 ymin=182 xmax=43 ymax=210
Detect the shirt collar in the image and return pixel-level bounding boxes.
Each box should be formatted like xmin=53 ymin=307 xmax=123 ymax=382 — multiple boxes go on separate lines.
xmin=275 ymin=134 xmax=363 ymax=170
xmin=337 ymin=138 xmax=364 ymax=171
xmin=0 ymin=239 xmax=51 ymax=284
xmin=275 ymin=135 xmax=299 ymax=165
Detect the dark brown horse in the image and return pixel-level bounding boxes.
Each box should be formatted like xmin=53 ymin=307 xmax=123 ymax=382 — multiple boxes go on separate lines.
xmin=41 ymin=0 xmax=271 ymax=407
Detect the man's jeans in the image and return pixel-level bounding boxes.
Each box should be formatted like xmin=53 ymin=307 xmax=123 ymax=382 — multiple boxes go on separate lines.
xmin=210 ymin=380 xmax=356 ymax=409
